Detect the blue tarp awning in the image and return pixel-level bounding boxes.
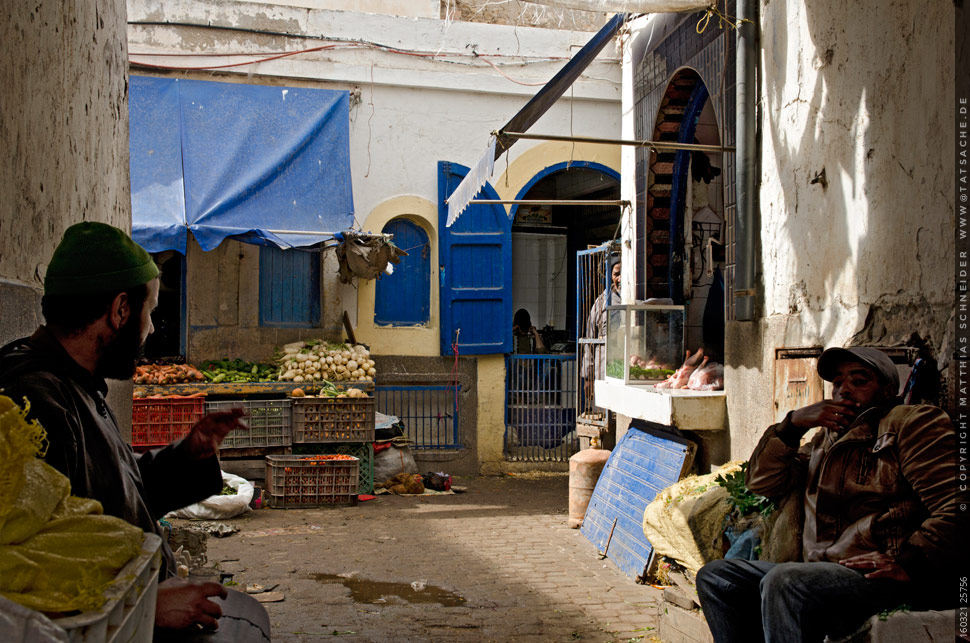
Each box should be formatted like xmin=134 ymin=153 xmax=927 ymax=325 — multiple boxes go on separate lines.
xmin=129 ymin=76 xmax=355 ymax=253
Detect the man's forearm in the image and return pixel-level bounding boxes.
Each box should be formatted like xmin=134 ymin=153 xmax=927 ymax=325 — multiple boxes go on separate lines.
xmin=774 ymin=413 xmax=810 ymax=448
xmin=137 ymin=441 xmax=222 ymax=515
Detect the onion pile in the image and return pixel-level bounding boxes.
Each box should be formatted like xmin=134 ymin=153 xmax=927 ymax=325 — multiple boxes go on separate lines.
xmin=276 ymin=341 xmax=376 ymax=383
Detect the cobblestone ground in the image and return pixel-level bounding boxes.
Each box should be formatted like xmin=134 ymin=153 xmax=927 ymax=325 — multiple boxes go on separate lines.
xmin=192 ymin=473 xmax=662 ymax=642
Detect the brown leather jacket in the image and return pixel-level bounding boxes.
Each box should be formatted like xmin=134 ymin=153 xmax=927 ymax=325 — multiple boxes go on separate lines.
xmin=746 ymin=403 xmax=958 ymax=587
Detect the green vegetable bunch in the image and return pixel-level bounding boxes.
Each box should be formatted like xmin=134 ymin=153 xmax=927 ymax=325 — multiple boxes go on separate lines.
xmin=715 ymin=463 xmax=775 ymax=518
xmin=200 ymin=359 xmax=277 ymax=383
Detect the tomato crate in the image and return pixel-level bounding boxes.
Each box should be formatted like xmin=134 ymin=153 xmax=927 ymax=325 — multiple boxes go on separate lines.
xmin=206 ymin=399 xmax=292 ymax=450
xmin=131 ymin=397 xmax=206 ymax=448
xmin=292 ymin=443 xmax=374 ymax=494
xmin=264 ymin=455 xmax=359 ymax=507
xmin=291 ymin=397 xmax=375 ymax=443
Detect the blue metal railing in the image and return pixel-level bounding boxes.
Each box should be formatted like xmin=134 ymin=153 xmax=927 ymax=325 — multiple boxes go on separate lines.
xmin=505 ymin=355 xmax=577 ymax=462
xmin=375 ymin=385 xmax=461 ymax=450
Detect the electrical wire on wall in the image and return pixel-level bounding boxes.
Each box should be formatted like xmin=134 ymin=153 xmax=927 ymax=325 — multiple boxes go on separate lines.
xmin=364 ymin=63 xmax=375 ymax=179
xmin=127 ymin=21 xmax=620 ymax=79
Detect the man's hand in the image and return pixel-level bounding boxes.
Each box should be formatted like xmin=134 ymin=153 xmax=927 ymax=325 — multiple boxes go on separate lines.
xmin=839 ymin=552 xmax=912 ymax=582
xmin=155 ymin=578 xmax=228 ymax=629
xmin=790 ymin=399 xmax=859 ymax=432
xmin=183 ymin=408 xmax=247 ymax=459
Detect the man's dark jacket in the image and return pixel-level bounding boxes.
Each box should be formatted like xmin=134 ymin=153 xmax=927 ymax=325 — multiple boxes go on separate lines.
xmin=0 ymin=327 xmax=221 ymax=577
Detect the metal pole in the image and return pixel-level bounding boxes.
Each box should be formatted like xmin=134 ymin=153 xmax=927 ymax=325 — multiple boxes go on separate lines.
xmin=735 ymin=0 xmax=759 ymax=321
xmin=262 ymin=229 xmax=335 ymax=236
xmin=496 ymin=131 xmax=736 ymax=154
xmin=459 ymin=199 xmax=629 ymax=206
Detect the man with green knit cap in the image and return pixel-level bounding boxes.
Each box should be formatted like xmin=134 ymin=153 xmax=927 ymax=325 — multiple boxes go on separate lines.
xmin=0 ymin=222 xmax=268 ymax=639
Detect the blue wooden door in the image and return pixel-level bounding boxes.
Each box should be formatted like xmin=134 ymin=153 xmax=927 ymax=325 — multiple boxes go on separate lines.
xmin=438 ymin=161 xmax=512 ymax=355
xmin=375 ymin=218 xmax=430 ymax=325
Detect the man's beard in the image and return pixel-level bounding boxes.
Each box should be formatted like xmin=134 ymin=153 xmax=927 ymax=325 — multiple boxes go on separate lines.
xmin=96 ymin=319 xmax=146 ymax=380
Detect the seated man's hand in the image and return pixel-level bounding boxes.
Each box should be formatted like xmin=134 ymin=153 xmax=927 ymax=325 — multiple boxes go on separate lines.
xmin=839 ymin=552 xmax=911 ymax=582
xmin=155 ymin=577 xmax=228 ymax=629
xmin=183 ymin=408 xmax=247 ymax=459
xmin=790 ymin=399 xmax=859 ymax=432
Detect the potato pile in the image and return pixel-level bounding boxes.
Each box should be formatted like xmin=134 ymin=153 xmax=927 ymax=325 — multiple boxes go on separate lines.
xmin=277 ymin=341 xmax=376 ymax=384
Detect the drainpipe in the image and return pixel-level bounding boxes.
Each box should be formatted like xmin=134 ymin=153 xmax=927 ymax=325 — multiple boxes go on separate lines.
xmin=735 ymin=0 xmax=759 ymax=321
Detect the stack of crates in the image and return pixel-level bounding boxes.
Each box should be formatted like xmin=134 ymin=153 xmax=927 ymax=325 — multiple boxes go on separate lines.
xmin=287 ymin=393 xmax=376 ymax=497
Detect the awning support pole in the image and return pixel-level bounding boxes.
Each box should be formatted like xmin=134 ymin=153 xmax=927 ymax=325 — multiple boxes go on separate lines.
xmin=453 ymin=199 xmax=629 ymax=206
xmin=496 ymin=131 xmax=735 ymax=154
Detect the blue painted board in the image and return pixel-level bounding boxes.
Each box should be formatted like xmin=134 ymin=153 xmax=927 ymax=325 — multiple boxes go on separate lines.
xmin=581 ymin=425 xmax=695 ymax=582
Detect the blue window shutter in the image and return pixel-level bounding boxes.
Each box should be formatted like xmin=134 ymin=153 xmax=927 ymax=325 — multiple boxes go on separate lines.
xmin=438 ymin=161 xmax=512 ymax=355
xmin=375 ymin=219 xmax=430 ymax=325
xmin=259 ymin=246 xmax=321 ymax=327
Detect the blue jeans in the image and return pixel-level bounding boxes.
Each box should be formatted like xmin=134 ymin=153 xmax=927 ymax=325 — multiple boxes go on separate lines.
xmin=695 ymin=559 xmax=912 ymax=643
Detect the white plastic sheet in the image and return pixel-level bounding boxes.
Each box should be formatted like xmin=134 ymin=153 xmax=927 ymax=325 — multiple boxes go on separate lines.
xmin=165 ymin=472 xmax=254 ymax=521
xmin=445 ymin=136 xmax=496 ymax=228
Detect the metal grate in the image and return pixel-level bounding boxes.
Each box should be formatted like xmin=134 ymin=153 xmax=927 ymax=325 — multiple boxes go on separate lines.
xmin=576 ymin=244 xmax=616 ymax=426
xmin=375 ymin=385 xmax=461 ymax=450
xmin=505 ymin=355 xmax=578 ymax=462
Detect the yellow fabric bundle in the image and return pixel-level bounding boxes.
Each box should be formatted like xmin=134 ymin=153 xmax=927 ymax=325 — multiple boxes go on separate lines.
xmin=0 ymin=395 xmax=143 ymax=613
xmin=642 ymin=461 xmax=745 ymax=576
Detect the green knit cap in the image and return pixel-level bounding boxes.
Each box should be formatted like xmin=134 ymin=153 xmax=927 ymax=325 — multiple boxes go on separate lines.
xmin=44 ymin=222 xmax=160 ymax=296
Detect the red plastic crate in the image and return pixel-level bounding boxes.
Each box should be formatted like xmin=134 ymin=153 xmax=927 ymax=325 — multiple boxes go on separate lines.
xmin=131 ymin=397 xmax=206 ymax=448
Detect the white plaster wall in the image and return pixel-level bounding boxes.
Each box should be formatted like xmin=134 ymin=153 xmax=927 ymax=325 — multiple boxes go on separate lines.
xmin=253 ymin=0 xmax=438 ymax=18
xmin=758 ymin=0 xmax=953 ymax=351
xmin=2 ymin=0 xmax=132 ymax=290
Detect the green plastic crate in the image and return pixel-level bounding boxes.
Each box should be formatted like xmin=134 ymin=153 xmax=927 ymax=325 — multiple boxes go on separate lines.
xmin=292 ymin=442 xmax=373 ymax=494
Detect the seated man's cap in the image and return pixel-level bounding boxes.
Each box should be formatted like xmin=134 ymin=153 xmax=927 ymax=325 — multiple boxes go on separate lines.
xmin=44 ymin=222 xmax=160 ymax=296
xmin=817 ymin=346 xmax=899 ymax=393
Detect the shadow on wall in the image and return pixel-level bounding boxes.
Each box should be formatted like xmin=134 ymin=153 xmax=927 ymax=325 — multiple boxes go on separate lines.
xmin=763 ymin=0 xmax=952 ymax=365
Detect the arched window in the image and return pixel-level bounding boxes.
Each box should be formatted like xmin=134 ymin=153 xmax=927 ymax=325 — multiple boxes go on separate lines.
xmin=375 ymin=218 xmax=430 ymax=326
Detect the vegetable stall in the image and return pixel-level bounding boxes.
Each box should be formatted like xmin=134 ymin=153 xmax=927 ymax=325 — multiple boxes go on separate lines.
xmin=131 ymin=341 xmax=378 ymax=500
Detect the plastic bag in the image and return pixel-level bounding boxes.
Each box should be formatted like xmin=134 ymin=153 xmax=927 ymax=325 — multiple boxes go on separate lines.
xmin=687 ymin=360 xmax=724 ymax=391
xmin=0 ymin=395 xmax=144 ymax=614
xmin=165 ymin=471 xmax=253 ymax=520
xmin=373 ymin=443 xmax=417 ymax=485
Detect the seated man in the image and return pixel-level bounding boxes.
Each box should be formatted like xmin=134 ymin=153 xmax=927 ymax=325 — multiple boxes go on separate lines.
xmin=696 ymin=347 xmax=959 ymax=643
xmin=0 ymin=222 xmax=268 ymax=639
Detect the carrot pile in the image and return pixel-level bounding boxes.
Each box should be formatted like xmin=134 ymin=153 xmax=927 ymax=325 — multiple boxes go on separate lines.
xmin=133 ymin=363 xmax=206 ymax=385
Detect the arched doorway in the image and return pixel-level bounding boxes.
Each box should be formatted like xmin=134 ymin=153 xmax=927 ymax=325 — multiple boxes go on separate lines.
xmin=646 ymin=69 xmax=725 ymax=361
xmin=505 ymin=162 xmax=621 ymax=463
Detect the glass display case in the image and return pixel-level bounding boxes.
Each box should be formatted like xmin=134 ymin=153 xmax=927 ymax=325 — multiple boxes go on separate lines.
xmin=605 ymin=304 xmax=685 ymax=385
